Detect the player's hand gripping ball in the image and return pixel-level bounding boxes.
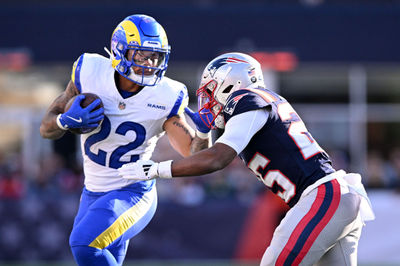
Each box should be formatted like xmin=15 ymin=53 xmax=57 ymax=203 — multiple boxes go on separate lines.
xmin=63 ymin=93 xmax=104 ymax=134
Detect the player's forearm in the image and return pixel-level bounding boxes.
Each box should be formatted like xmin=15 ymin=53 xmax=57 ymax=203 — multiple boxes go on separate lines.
xmin=40 ymin=84 xmax=77 ymax=139
xmin=39 ymin=111 xmax=66 ymax=139
xmin=172 ymin=144 xmax=235 ymax=177
xmin=118 ymin=144 xmax=236 ymax=180
xmin=171 ymin=155 xmax=222 ymax=177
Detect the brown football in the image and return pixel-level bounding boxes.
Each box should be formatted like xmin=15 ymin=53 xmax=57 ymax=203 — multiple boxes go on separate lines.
xmin=64 ymin=92 xmax=104 ymax=134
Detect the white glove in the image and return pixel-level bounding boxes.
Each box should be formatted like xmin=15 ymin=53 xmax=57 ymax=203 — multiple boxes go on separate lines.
xmin=118 ymin=160 xmax=173 ymax=180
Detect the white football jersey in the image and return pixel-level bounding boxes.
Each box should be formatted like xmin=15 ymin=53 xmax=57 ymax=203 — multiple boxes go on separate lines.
xmin=71 ymin=53 xmax=188 ymax=192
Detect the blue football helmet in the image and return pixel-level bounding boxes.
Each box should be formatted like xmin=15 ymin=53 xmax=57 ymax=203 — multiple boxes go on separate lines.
xmin=110 ymin=14 xmax=170 ymax=86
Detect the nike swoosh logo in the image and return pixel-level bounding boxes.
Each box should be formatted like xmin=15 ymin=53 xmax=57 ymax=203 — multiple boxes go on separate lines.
xmin=66 ymin=116 xmax=82 ymax=123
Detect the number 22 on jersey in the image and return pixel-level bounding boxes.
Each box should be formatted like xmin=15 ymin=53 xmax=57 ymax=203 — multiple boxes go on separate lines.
xmin=84 ymin=116 xmax=146 ymax=169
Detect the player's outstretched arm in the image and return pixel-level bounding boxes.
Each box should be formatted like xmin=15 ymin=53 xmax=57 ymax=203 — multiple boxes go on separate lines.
xmin=171 ymin=143 xmax=236 ymax=176
xmin=39 ymin=80 xmax=79 ymax=139
xmin=119 ymin=143 xmax=237 ymax=180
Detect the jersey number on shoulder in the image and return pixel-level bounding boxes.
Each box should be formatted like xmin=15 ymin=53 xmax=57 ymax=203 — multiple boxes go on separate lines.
xmin=248 ymin=153 xmax=295 ymax=203
xmin=277 ymin=102 xmax=323 ymax=160
xmin=84 ymin=116 xmax=146 ymax=169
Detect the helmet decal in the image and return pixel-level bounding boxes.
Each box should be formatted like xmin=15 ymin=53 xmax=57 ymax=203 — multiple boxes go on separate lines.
xmin=120 ymin=20 xmax=141 ymax=46
xmin=159 ymin=26 xmax=168 ymax=49
xmin=207 ymin=57 xmax=248 ymax=77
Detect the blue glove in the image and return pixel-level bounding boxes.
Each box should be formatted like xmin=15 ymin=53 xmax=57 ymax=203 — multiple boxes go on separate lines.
xmin=184 ymin=107 xmax=213 ymax=134
xmin=57 ymin=95 xmax=104 ymax=130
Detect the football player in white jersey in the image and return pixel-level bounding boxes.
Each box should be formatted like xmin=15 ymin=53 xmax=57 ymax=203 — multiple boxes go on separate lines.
xmin=119 ymin=52 xmax=375 ymax=266
xmin=40 ymin=14 xmax=210 ymax=265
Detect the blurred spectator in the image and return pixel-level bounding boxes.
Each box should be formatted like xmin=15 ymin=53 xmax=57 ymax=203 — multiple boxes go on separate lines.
xmin=384 ymin=147 xmax=400 ymax=190
xmin=327 ymin=149 xmax=350 ymax=172
xmin=172 ymin=178 xmax=206 ymax=206
xmin=0 ymin=171 xmax=25 ymax=200
xmin=27 ymin=152 xmax=82 ymax=199
xmin=204 ymin=171 xmax=236 ymax=200
xmin=223 ymin=157 xmax=264 ymax=204
xmin=366 ymin=150 xmax=386 ymax=188
xmin=0 ymin=152 xmax=25 ymax=200
xmin=55 ymin=165 xmax=84 ymax=195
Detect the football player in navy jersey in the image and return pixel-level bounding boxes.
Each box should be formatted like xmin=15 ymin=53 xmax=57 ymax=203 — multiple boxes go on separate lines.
xmin=119 ymin=52 xmax=375 ymax=266
xmin=40 ymin=14 xmax=211 ymax=266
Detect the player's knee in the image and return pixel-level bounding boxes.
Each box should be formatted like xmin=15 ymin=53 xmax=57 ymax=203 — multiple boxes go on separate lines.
xmin=69 ymin=218 xmax=107 ymax=247
xmin=71 ymin=245 xmax=119 ymax=266
xmin=70 ymin=245 xmax=97 ymax=264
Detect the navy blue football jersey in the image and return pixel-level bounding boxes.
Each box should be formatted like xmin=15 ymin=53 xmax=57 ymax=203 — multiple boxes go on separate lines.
xmin=223 ymin=87 xmax=335 ymax=207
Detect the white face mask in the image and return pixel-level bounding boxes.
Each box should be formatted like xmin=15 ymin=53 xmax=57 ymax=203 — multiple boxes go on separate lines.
xmin=210 ymin=104 xmax=225 ymax=129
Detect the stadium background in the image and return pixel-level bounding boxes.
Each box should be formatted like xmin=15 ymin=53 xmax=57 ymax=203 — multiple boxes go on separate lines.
xmin=0 ymin=0 xmax=400 ymax=265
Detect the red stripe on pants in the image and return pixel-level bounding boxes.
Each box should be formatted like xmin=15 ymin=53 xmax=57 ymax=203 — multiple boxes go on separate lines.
xmin=276 ymin=179 xmax=341 ymax=265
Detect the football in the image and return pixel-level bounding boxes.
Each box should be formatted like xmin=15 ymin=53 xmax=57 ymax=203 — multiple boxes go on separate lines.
xmin=64 ymin=92 xmax=104 ymax=134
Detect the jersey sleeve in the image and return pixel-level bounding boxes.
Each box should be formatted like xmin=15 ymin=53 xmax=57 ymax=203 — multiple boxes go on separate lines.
xmin=71 ymin=53 xmax=85 ymax=93
xmin=223 ymin=89 xmax=270 ymax=123
xmin=167 ymin=84 xmax=189 ymax=118
xmin=216 ymin=109 xmax=269 ymax=154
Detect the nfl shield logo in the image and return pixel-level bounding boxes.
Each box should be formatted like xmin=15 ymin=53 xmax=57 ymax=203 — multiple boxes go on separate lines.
xmin=118 ymin=102 xmax=126 ymax=110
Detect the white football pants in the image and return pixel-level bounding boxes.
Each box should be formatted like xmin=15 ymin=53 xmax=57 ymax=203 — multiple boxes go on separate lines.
xmin=260 ymin=178 xmax=363 ymax=266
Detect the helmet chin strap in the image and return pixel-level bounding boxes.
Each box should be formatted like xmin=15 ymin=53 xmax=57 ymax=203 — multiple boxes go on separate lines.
xmin=104 ymin=47 xmax=112 ymax=57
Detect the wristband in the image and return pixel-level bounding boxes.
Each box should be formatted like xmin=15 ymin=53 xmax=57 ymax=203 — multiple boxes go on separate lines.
xmin=158 ymin=160 xmax=173 ymax=178
xmin=195 ymin=130 xmax=210 ymax=140
xmin=56 ymin=114 xmax=68 ymax=130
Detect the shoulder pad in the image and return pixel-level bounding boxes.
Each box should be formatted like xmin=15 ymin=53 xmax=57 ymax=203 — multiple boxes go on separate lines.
xmin=167 ymin=83 xmax=189 ymax=118
xmin=224 ymin=89 xmax=270 ymax=118
xmin=71 ymin=53 xmax=85 ymax=93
